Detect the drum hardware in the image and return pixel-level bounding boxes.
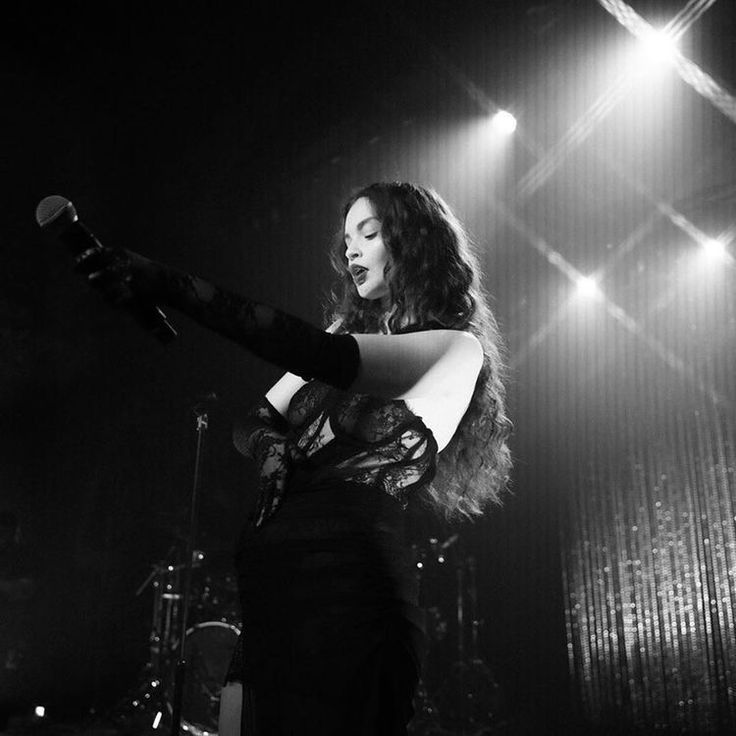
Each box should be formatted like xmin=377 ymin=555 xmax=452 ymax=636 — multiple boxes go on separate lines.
xmin=166 ymin=621 xmax=241 ymax=736
xmin=410 ymin=538 xmax=501 ymax=736
xmin=105 ymin=394 xmax=241 ymax=735
xmin=107 ymin=544 xmax=241 ymax=735
xmin=137 ymin=549 xmax=206 ymax=685
xmin=168 ymin=403 xmax=210 ymax=736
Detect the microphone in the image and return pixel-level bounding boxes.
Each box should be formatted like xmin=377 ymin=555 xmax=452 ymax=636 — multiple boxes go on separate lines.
xmin=35 ymin=195 xmax=177 ymax=344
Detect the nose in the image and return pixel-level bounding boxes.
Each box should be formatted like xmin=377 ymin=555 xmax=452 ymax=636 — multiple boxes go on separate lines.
xmin=345 ymin=240 xmax=361 ymax=261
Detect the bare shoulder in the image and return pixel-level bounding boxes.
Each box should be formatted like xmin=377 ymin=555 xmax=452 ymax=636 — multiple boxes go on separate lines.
xmin=440 ymin=329 xmax=482 ymax=353
xmin=349 ymin=327 xmax=483 ymax=399
xmin=439 ymin=329 xmax=483 ymax=378
xmin=397 ymin=328 xmax=483 ymax=392
xmin=411 ymin=328 xmax=483 ymax=362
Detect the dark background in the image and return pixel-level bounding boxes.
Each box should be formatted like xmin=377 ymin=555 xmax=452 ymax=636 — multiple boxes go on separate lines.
xmin=2 ymin=1 xmax=735 ymax=733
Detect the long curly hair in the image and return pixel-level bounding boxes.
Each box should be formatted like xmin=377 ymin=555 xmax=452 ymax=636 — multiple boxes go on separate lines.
xmin=325 ymin=182 xmax=513 ymax=521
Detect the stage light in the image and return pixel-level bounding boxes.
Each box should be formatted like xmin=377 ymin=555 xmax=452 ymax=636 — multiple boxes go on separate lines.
xmin=575 ymin=275 xmax=603 ymax=300
xmin=34 ymin=706 xmax=46 ymax=718
xmin=701 ymin=238 xmax=728 ymax=262
xmin=152 ymin=710 xmax=163 ymax=729
xmin=490 ymin=110 xmax=517 ymax=135
xmin=634 ymin=27 xmax=678 ymax=70
xmin=703 ymin=238 xmax=726 ymax=257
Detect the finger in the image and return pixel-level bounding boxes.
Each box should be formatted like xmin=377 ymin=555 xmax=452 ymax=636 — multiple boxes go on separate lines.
xmin=254 ymin=489 xmax=271 ymax=528
xmin=86 ymin=258 xmax=133 ymax=286
xmin=74 ymin=247 xmax=99 ymax=264
xmin=255 ymin=504 xmax=267 ymax=528
xmin=87 ymin=268 xmax=132 ymax=290
xmin=74 ymin=247 xmax=114 ymax=275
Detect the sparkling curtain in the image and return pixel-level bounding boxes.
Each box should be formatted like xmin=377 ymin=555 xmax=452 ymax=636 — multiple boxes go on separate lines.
xmin=564 ymin=402 xmax=736 ymax=733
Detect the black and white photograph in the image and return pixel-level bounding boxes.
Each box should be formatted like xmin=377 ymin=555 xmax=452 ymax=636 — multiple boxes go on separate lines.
xmin=2 ymin=1 xmax=735 ymax=734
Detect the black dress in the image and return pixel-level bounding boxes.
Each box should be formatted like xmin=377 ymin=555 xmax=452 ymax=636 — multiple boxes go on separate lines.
xmin=230 ymin=379 xmax=438 ymax=735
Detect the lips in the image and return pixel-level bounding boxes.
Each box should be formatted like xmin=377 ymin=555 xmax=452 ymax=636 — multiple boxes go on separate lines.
xmin=350 ymin=264 xmax=368 ymax=284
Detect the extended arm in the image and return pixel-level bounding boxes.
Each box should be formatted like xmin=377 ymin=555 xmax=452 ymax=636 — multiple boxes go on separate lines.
xmin=80 ymin=249 xmax=483 ymax=399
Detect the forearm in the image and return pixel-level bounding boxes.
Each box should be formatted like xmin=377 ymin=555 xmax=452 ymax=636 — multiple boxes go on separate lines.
xmin=232 ymin=397 xmax=297 ymax=526
xmin=233 ymin=397 xmax=289 ymax=459
xmin=138 ymin=256 xmax=359 ymax=389
xmin=263 ymin=319 xmax=342 ymax=415
xmin=265 ymin=372 xmax=308 ymax=417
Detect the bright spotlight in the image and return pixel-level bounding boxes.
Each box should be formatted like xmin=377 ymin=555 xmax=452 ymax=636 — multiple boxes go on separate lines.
xmin=490 ymin=110 xmax=517 ymax=135
xmin=701 ymin=238 xmax=728 ymax=262
xmin=575 ymin=276 xmax=603 ymax=301
xmin=34 ymin=706 xmax=46 ymax=719
xmin=638 ymin=27 xmax=678 ymax=66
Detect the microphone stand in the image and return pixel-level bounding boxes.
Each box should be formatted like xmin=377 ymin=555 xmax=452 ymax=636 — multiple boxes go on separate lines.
xmin=169 ymin=399 xmax=211 ymax=735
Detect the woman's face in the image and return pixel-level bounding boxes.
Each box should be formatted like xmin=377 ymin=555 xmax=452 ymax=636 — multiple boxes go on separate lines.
xmin=343 ymin=197 xmax=390 ymax=302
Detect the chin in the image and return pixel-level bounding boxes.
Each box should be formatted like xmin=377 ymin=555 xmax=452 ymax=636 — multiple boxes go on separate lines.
xmin=357 ymin=283 xmax=390 ymax=301
xmin=359 ymin=290 xmax=389 ymax=302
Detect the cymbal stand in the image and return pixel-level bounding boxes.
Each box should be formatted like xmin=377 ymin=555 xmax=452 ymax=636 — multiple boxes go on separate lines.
xmin=461 ymin=554 xmax=500 ymax=734
xmin=147 ymin=557 xmax=183 ymax=682
xmin=104 ymin=553 xmax=183 ymax=733
xmin=456 ymin=555 xmax=467 ymax=731
xmin=431 ymin=550 xmax=500 ymax=736
xmin=170 ymin=402 xmax=210 ymax=735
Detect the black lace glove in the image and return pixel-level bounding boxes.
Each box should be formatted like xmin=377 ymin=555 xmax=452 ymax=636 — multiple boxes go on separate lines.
xmin=75 ymin=247 xmax=360 ymax=390
xmin=234 ymin=398 xmax=302 ymax=527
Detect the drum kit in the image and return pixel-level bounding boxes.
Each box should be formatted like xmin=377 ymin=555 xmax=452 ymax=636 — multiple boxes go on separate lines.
xmin=110 ymin=546 xmax=242 ymax=736
xmin=108 ymin=394 xmax=243 ymax=735
xmin=408 ymin=535 xmax=503 ymax=736
xmin=110 ymin=532 xmax=501 ymax=736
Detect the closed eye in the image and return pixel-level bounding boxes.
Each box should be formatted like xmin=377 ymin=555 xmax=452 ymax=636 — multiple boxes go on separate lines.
xmin=365 ymin=232 xmax=378 ymax=240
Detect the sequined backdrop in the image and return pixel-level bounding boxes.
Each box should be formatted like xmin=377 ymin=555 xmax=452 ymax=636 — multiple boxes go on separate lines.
xmin=564 ymin=405 xmax=736 ymax=732
xmin=561 ymin=240 xmax=736 ymax=734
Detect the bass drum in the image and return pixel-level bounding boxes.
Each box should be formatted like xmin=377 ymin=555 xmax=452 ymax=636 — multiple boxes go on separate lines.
xmin=179 ymin=620 xmax=241 ymax=736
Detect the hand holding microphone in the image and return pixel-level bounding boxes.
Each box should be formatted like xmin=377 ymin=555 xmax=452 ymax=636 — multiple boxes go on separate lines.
xmin=35 ymin=195 xmax=177 ymax=343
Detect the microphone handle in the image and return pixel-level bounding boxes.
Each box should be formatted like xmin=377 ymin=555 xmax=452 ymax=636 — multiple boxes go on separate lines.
xmin=60 ymin=219 xmax=105 ymax=255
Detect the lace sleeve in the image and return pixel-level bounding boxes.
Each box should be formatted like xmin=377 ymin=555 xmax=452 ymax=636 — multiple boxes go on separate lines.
xmin=149 ymin=257 xmax=360 ymax=389
xmin=76 ymin=247 xmax=361 ymax=389
xmin=232 ymin=397 xmax=289 ymax=460
xmin=233 ymin=398 xmax=301 ymax=527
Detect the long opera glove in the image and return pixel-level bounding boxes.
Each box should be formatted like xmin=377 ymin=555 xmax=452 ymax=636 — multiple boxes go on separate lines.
xmin=76 ymin=247 xmax=360 ymax=390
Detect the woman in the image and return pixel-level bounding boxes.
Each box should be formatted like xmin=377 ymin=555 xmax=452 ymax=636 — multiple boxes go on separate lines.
xmin=78 ymin=182 xmax=512 ymax=735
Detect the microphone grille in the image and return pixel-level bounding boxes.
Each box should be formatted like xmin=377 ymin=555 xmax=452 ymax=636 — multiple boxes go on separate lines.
xmin=36 ymin=195 xmax=76 ymax=228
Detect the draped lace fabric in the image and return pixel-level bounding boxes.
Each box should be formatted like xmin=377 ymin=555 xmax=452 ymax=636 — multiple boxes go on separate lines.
xmin=233 ymin=399 xmax=302 ymax=527
xmin=285 ymin=382 xmax=437 ymax=504
xmin=229 ymin=381 xmax=438 ymax=735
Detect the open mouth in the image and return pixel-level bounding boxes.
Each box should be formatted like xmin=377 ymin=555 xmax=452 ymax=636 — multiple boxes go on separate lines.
xmin=350 ymin=265 xmax=368 ymax=285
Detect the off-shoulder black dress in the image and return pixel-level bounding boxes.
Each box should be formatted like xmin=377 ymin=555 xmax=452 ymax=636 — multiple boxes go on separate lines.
xmin=229 ymin=379 xmax=438 ymax=735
